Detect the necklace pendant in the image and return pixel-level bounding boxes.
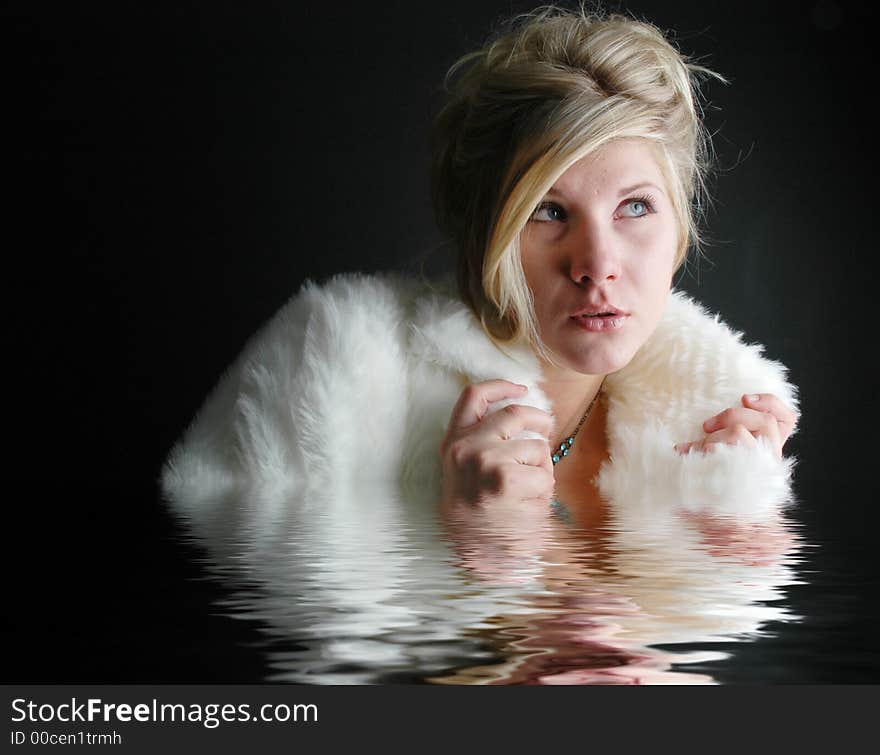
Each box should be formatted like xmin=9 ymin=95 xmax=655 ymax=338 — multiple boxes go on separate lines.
xmin=552 ymin=437 xmax=575 ymax=465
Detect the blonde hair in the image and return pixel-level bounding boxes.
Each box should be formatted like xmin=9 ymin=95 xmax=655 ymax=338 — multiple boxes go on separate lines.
xmin=430 ymin=3 xmax=726 ymax=364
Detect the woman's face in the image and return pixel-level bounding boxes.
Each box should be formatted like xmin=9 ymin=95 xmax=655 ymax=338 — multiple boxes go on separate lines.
xmin=520 ymin=138 xmax=679 ymax=378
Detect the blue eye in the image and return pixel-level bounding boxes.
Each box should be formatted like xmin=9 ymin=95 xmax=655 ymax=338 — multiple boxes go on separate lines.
xmin=530 ymin=202 xmax=567 ymax=223
xmin=620 ymin=195 xmax=655 ymax=218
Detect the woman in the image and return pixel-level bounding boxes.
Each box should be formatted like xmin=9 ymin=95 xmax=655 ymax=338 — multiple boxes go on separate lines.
xmin=161 ymin=5 xmax=798 ymax=525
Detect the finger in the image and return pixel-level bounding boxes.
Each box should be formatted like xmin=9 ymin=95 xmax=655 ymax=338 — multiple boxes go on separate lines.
xmin=741 ymin=393 xmax=798 ymax=435
xmin=478 ymin=402 xmax=555 ymax=444
xmin=708 ymin=406 xmax=782 ymax=454
xmin=676 ymin=424 xmax=759 ymax=455
xmin=676 ymin=439 xmax=707 ymax=455
xmin=449 ymin=380 xmax=529 ymax=430
xmin=504 ymin=438 xmax=555 ymax=472
xmin=467 ymin=442 xmax=555 ymax=499
xmin=699 ymin=424 xmax=759 ymax=453
xmin=703 ymin=406 xmax=779 ymax=440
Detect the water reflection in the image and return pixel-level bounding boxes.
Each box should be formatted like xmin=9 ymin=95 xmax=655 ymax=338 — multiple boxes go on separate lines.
xmin=165 ymin=478 xmax=806 ymax=684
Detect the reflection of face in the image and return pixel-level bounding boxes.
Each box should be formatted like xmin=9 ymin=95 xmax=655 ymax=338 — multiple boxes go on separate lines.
xmin=520 ymin=138 xmax=678 ymax=377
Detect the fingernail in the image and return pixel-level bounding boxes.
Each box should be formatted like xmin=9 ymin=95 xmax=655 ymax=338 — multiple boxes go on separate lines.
xmin=703 ymin=417 xmax=716 ymax=431
xmin=747 ymin=394 xmax=760 ymax=403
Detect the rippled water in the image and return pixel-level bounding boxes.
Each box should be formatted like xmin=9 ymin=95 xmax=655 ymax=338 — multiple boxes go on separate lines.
xmin=168 ymin=478 xmax=811 ymax=684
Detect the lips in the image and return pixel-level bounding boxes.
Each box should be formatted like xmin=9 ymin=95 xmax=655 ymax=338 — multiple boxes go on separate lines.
xmin=570 ymin=310 xmax=629 ymax=332
xmin=568 ymin=302 xmax=629 ymax=333
xmin=570 ymin=304 xmax=627 ymax=318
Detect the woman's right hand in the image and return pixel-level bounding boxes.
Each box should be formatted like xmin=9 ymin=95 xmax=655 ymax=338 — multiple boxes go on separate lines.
xmin=438 ymin=379 xmax=556 ymax=507
xmin=438 ymin=380 xmax=557 ymax=584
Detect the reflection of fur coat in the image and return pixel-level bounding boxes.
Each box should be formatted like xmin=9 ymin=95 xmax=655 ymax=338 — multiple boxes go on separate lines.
xmin=160 ymin=271 xmax=797 ymax=519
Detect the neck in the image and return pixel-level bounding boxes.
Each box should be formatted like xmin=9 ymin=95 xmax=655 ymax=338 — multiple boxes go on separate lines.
xmin=537 ymin=364 xmax=606 ymax=446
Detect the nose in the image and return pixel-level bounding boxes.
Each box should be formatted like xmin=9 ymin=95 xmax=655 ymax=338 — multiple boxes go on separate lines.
xmin=568 ymin=220 xmax=621 ymax=286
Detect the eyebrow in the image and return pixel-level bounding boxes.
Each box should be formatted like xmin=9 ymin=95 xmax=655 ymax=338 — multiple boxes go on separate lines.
xmin=545 ymin=182 xmax=665 ymax=198
xmin=617 ymin=182 xmax=664 ymax=197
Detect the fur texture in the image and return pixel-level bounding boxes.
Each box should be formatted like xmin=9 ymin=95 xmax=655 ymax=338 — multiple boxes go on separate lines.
xmin=161 ymin=271 xmax=797 ymax=520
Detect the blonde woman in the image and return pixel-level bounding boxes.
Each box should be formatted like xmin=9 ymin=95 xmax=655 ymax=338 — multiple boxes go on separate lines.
xmin=162 ymin=5 xmax=798 ymax=531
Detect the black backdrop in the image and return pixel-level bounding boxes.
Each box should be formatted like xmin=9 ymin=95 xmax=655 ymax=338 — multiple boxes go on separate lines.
xmin=5 ymin=0 xmax=878 ymax=681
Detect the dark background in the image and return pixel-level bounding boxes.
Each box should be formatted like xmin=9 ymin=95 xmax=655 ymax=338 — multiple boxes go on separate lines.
xmin=4 ymin=0 xmax=878 ymax=682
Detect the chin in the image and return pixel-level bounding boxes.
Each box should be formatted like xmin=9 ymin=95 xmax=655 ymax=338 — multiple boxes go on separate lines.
xmin=559 ymin=343 xmax=636 ymax=376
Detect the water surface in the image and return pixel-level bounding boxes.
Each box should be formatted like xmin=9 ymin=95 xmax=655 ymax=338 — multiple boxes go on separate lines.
xmin=169 ymin=480 xmax=811 ymax=684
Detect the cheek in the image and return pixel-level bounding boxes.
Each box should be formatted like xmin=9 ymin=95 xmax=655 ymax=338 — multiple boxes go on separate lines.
xmin=637 ymin=226 xmax=677 ymax=285
xmin=626 ymin=241 xmax=675 ymax=326
xmin=519 ymin=243 xmax=543 ymax=291
xmin=520 ymin=250 xmax=558 ymax=312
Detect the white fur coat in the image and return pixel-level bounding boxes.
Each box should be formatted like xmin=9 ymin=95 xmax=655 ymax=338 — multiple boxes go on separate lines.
xmin=160 ymin=270 xmax=797 ymax=520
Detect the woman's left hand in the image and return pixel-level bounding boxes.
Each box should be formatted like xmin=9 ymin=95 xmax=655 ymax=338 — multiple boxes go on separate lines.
xmin=674 ymin=393 xmax=798 ymax=460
